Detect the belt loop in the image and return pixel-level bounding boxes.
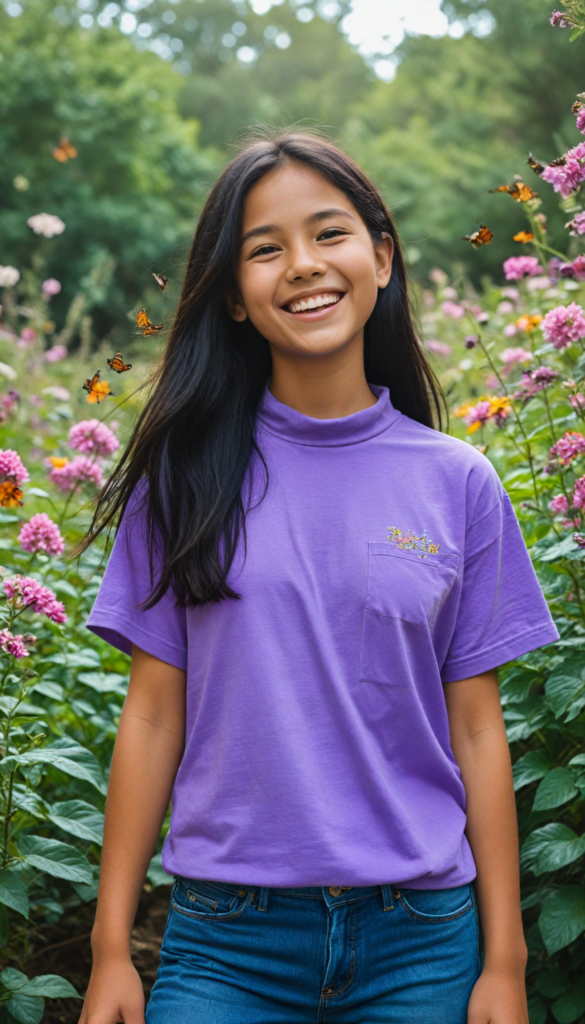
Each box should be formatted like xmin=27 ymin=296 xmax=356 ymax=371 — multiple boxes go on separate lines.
xmin=381 ymin=884 xmax=394 ymax=911
xmin=256 ymin=887 xmax=269 ymax=912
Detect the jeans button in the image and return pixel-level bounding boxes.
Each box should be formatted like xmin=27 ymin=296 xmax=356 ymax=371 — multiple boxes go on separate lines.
xmin=329 ymin=886 xmax=342 ymax=897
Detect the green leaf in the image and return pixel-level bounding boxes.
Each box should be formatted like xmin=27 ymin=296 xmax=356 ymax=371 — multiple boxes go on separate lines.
xmin=536 ymin=969 xmax=571 ymax=999
xmin=146 ymin=853 xmax=173 ymax=888
xmin=569 ymin=24 xmax=585 ymax=42
xmin=569 ymin=754 xmax=585 ymax=768
xmin=77 ymin=671 xmax=128 ymax=695
xmin=0 ymin=744 xmax=105 ymax=793
xmin=0 ymin=870 xmax=29 ymax=918
xmin=0 ymin=512 xmax=20 ymax=524
xmin=504 ymin=697 xmax=549 ymax=743
xmin=545 ymin=659 xmax=585 ymax=721
xmin=528 ymin=994 xmax=547 ymax=1024
xmin=25 ymin=488 xmax=50 ymax=499
xmin=513 ymin=749 xmax=551 ymax=791
xmin=51 ymin=580 xmax=78 ymax=600
xmin=0 ymin=697 xmax=47 ymax=719
xmin=539 ymin=886 xmax=585 ymax=954
xmin=533 ymin=768 xmax=578 ymax=811
xmin=30 ymin=681 xmax=64 ymax=701
xmin=4 ymin=995 xmax=43 ymax=1024
xmin=47 ymin=800 xmax=104 ymax=845
xmin=521 ymin=824 xmax=585 ymax=875
xmin=13 ymin=975 xmax=78 ymax=999
xmin=552 ymin=979 xmax=585 ymax=1024
xmin=17 ymin=835 xmax=93 ymax=885
xmin=44 ymin=651 xmax=100 ymax=668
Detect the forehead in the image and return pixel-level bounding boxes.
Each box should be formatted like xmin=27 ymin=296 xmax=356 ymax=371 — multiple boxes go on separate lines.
xmin=241 ymin=162 xmax=359 ymax=232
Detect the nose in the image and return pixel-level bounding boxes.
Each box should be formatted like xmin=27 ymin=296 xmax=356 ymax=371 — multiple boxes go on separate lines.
xmin=285 ymin=240 xmax=327 ymax=282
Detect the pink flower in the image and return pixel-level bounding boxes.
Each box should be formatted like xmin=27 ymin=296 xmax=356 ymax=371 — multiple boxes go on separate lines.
xmin=42 ymin=278 xmax=61 ymax=297
xmin=465 ymin=335 xmax=478 ymax=349
xmin=573 ymin=476 xmax=585 ymax=509
xmin=570 ymin=392 xmax=585 ymax=409
xmin=425 ymin=340 xmax=452 ymax=356
xmin=571 ymin=255 xmax=585 ymax=280
xmin=574 ymin=534 xmax=585 ymax=548
xmin=549 ymin=494 xmax=569 ymax=513
xmin=18 ymin=513 xmax=65 ymax=556
xmin=0 ymin=449 xmax=29 ymax=484
xmin=441 ymin=301 xmax=465 ymax=319
xmin=68 ymin=419 xmax=119 ymax=457
xmin=0 ymin=629 xmax=30 ymax=659
xmin=542 ymin=303 xmax=585 ymax=349
xmin=541 ymin=141 xmax=585 ymax=197
xmin=498 ymin=301 xmax=515 ymax=315
xmin=567 ymin=212 xmax=585 ymax=236
xmin=44 ymin=385 xmax=70 ymax=401
xmin=45 ymin=345 xmax=68 ymax=363
xmin=514 ymin=366 xmax=559 ymax=399
xmin=49 ymin=455 xmax=103 ymax=492
xmin=549 ymin=431 xmax=585 ymax=466
xmin=550 ymin=9 xmax=570 ymax=26
xmin=500 ymin=347 xmax=533 ymax=365
xmin=17 ymin=327 xmax=36 ymax=350
xmin=3 ymin=575 xmax=66 ymax=624
xmin=503 ymin=256 xmax=540 ymax=280
xmin=501 ymin=287 xmax=520 ymax=301
xmin=503 ymin=323 xmax=518 ymax=337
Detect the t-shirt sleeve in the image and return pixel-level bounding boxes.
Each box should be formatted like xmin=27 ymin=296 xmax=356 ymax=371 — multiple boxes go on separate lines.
xmin=85 ymin=489 xmax=188 ymax=670
xmin=441 ymin=480 xmax=559 ymax=683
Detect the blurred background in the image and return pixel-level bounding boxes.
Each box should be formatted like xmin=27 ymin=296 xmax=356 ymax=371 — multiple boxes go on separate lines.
xmin=1 ymin=0 xmax=584 ymax=348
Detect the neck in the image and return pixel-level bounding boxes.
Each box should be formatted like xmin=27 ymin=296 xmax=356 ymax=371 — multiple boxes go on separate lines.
xmin=268 ymin=332 xmax=376 ymax=420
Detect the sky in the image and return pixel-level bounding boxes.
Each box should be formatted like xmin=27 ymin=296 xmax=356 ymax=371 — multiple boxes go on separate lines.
xmin=342 ymin=0 xmax=450 ymax=77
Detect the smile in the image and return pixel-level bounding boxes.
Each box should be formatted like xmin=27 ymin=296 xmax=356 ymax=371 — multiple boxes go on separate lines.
xmin=284 ymin=292 xmax=344 ymax=314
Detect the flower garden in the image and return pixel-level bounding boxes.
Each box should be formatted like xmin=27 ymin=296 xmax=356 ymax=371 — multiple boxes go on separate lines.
xmin=1 ymin=3 xmax=585 ymax=1022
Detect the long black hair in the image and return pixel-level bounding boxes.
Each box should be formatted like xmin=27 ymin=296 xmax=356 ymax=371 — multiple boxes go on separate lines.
xmin=80 ymin=130 xmax=446 ymax=607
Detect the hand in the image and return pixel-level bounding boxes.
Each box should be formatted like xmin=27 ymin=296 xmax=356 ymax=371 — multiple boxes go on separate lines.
xmin=79 ymin=956 xmax=145 ymax=1024
xmin=467 ymin=965 xmax=529 ymax=1024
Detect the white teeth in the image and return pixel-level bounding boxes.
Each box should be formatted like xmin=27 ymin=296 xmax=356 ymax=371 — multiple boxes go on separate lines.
xmin=287 ymin=292 xmax=341 ymax=313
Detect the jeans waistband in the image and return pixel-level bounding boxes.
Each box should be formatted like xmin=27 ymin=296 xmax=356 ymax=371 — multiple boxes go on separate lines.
xmin=175 ymin=875 xmax=398 ymax=913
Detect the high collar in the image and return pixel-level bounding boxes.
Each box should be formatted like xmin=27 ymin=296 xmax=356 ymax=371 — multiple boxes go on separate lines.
xmin=256 ymin=384 xmax=402 ymax=447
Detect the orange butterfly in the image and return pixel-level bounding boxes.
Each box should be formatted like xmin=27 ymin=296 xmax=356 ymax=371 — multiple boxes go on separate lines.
xmin=489 ymin=182 xmax=538 ymax=202
xmin=152 ymin=272 xmax=169 ymax=291
xmin=136 ymin=308 xmax=164 ymax=336
xmin=462 ymin=225 xmax=493 ymax=249
xmin=0 ymin=481 xmax=24 ymax=508
xmin=52 ymin=136 xmax=78 ymax=163
xmin=83 ymin=370 xmax=115 ymax=404
xmin=107 ymin=351 xmax=133 ymax=374
xmin=513 ymin=231 xmax=534 ymax=243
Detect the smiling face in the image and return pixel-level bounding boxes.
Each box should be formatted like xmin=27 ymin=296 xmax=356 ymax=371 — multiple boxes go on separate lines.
xmin=230 ymin=162 xmax=393 ymax=364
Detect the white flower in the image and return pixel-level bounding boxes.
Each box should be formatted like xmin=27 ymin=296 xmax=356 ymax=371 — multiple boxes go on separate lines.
xmin=0 ymin=266 xmax=20 ymax=288
xmin=26 ymin=213 xmax=66 ymax=238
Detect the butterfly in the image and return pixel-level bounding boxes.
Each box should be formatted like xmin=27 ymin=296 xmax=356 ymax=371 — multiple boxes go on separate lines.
xmin=489 ymin=182 xmax=538 ymax=202
xmin=0 ymin=481 xmax=24 ymax=508
xmin=107 ymin=351 xmax=133 ymax=374
xmin=52 ymin=136 xmax=78 ymax=163
xmin=462 ymin=225 xmax=493 ymax=249
xmin=513 ymin=231 xmax=534 ymax=243
xmin=82 ymin=370 xmax=116 ymax=404
xmin=527 ymin=153 xmax=545 ymax=176
xmin=152 ymin=272 xmax=169 ymax=291
xmin=136 ymin=308 xmax=164 ymax=336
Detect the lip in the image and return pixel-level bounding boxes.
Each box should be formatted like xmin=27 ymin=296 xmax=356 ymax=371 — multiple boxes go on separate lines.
xmin=280 ymin=289 xmax=346 ymax=321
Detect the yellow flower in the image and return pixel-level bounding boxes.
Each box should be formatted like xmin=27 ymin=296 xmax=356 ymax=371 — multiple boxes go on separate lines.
xmin=516 ymin=314 xmax=542 ymax=333
xmin=48 ymin=456 xmax=69 ymax=468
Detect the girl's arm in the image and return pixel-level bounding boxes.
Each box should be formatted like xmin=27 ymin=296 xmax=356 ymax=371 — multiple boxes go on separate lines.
xmin=444 ymin=668 xmax=529 ymax=1024
xmin=80 ymin=644 xmax=186 ymax=1024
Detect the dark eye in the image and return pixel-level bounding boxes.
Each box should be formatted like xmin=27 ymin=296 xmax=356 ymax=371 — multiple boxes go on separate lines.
xmin=250 ymin=244 xmax=280 ymax=257
xmin=318 ymin=228 xmax=348 ymax=241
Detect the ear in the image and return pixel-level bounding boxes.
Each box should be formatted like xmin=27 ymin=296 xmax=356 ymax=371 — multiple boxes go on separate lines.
xmin=227 ymin=288 xmax=248 ymax=323
xmin=375 ymin=233 xmax=394 ymax=289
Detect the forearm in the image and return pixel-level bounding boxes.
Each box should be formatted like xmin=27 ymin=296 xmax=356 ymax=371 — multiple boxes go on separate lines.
xmin=454 ymin=721 xmax=526 ymax=969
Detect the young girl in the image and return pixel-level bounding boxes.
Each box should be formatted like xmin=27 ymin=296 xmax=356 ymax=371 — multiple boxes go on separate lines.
xmin=79 ymin=132 xmax=558 ymax=1024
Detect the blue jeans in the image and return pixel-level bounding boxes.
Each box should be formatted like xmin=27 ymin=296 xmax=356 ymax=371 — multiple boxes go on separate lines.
xmin=145 ymin=876 xmax=482 ymax=1023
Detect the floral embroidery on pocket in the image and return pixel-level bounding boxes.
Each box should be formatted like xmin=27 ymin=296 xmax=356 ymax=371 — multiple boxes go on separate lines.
xmin=387 ymin=526 xmax=440 ymax=558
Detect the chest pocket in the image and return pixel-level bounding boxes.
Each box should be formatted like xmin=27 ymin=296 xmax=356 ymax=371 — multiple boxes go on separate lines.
xmin=360 ymin=542 xmax=459 ymax=686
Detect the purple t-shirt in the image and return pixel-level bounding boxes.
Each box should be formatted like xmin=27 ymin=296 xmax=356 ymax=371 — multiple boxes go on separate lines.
xmin=87 ymin=385 xmax=559 ymax=888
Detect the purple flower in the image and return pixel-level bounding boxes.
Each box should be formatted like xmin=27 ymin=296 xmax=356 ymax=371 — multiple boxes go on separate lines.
xmin=42 ymin=278 xmax=61 ymax=297
xmin=549 ymin=430 xmax=585 ymax=466
xmin=514 ymin=366 xmax=559 ymax=399
xmin=541 ymin=141 xmax=585 ymax=198
xmin=577 ymin=108 xmax=585 ymax=134
xmin=0 ymin=449 xmax=29 ymax=484
xmin=0 ymin=629 xmax=30 ymax=659
xmin=574 ymin=533 xmax=585 ymax=548
xmin=503 ymin=256 xmax=540 ymax=280
xmin=44 ymin=345 xmax=67 ymax=363
xmin=550 ymin=9 xmax=570 ymax=26
xmin=571 ymin=255 xmax=585 ymax=280
xmin=18 ymin=513 xmax=65 ymax=556
xmin=549 ymin=494 xmax=569 ymax=513
xmin=566 ymin=212 xmax=585 ymax=236
xmin=441 ymin=300 xmax=465 ymax=319
xmin=3 ymin=575 xmax=66 ymax=624
xmin=465 ymin=335 xmax=479 ymax=349
xmin=49 ymin=455 xmax=103 ymax=492
xmin=500 ymin=347 xmax=532 ymax=365
xmin=68 ymin=419 xmax=119 ymax=457
xmin=542 ymin=303 xmax=585 ymax=349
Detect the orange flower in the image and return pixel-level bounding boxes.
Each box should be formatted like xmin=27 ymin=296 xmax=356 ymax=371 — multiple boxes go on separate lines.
xmin=516 ymin=314 xmax=543 ymax=333
xmin=48 ymin=456 xmax=69 ymax=469
xmin=454 ymin=400 xmax=476 ymax=418
xmin=0 ymin=481 xmax=24 ymax=507
xmin=513 ymin=231 xmax=534 ymax=244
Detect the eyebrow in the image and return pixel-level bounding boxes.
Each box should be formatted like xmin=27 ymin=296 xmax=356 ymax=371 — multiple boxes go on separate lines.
xmin=240 ymin=208 xmax=355 ymax=247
